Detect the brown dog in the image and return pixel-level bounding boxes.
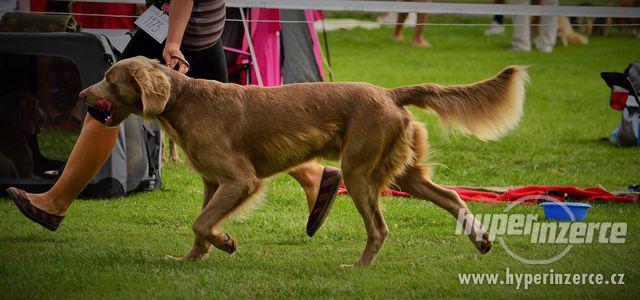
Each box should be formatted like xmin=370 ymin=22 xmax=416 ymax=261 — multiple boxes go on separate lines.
xmin=0 ymin=91 xmax=46 ymax=178
xmin=79 ymin=56 xmax=528 ymax=267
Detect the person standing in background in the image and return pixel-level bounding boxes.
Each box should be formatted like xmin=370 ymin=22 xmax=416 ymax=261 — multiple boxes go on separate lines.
xmin=485 ymin=0 xmax=506 ymax=35
xmin=509 ymin=0 xmax=558 ymax=52
xmin=392 ymin=0 xmax=431 ymax=48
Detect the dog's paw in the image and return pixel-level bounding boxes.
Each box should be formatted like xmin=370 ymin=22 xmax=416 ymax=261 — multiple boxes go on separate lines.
xmin=475 ymin=232 xmax=493 ymax=254
xmin=213 ymin=233 xmax=237 ymax=254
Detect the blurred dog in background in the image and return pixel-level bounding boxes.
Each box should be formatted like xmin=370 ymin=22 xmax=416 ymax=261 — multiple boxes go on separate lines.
xmin=557 ymin=16 xmax=589 ymax=46
xmin=0 ymin=91 xmax=46 ymax=178
xmin=531 ymin=15 xmax=589 ymax=46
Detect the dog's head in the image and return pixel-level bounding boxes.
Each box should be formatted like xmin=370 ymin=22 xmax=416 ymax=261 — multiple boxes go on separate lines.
xmin=80 ymin=56 xmax=171 ymax=127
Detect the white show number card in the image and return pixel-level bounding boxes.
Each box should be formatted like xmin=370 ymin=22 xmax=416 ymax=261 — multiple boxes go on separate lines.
xmin=135 ymin=5 xmax=169 ymax=44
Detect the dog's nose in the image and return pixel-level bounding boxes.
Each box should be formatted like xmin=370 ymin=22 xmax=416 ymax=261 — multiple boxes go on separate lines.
xmin=79 ymin=88 xmax=91 ymax=102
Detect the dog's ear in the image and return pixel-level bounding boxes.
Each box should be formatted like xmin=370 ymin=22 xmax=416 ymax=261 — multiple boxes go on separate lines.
xmin=131 ymin=66 xmax=171 ymax=119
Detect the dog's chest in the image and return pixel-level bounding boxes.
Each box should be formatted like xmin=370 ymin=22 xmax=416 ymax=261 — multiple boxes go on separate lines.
xmin=158 ymin=117 xmax=224 ymax=184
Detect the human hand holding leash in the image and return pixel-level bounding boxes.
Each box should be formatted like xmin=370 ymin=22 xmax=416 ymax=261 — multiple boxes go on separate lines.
xmin=163 ymin=43 xmax=190 ymax=74
xmin=163 ymin=0 xmax=194 ymax=74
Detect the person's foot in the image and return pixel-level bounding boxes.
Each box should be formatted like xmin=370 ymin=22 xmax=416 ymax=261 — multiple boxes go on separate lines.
xmin=411 ymin=36 xmax=431 ymax=48
xmin=306 ymin=167 xmax=343 ymax=237
xmin=508 ymin=46 xmax=530 ymax=52
xmin=484 ymin=21 xmax=505 ymax=35
xmin=26 ymin=192 xmax=67 ymax=216
xmin=6 ymin=187 xmax=66 ymax=231
xmin=535 ymin=44 xmax=554 ymax=53
xmin=393 ymin=33 xmax=404 ymax=42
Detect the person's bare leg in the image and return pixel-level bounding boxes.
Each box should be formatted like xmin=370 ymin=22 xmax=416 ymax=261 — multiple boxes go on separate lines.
xmin=393 ymin=13 xmax=409 ymax=41
xmin=412 ymin=12 xmax=431 ymax=47
xmin=27 ymin=115 xmax=119 ymax=216
xmin=288 ymin=161 xmax=324 ymax=212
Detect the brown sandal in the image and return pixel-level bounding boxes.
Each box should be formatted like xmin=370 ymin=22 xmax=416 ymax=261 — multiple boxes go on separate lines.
xmin=306 ymin=167 xmax=343 ymax=237
xmin=6 ymin=187 xmax=64 ymax=231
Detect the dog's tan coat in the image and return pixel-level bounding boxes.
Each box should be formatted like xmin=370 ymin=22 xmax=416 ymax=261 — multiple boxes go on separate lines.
xmin=80 ymin=57 xmax=528 ymax=267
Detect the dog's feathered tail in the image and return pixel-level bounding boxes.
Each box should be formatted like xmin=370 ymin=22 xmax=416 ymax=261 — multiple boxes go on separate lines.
xmin=392 ymin=66 xmax=529 ymax=141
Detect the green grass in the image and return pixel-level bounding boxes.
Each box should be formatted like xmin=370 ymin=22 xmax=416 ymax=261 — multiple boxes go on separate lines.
xmin=1 ymin=16 xmax=640 ymax=299
xmin=38 ymin=127 xmax=80 ymax=161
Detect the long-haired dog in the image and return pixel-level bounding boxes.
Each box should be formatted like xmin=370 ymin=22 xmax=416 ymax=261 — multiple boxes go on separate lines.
xmin=79 ymin=56 xmax=528 ymax=267
xmin=557 ymin=16 xmax=589 ymax=46
xmin=530 ymin=16 xmax=589 ymax=46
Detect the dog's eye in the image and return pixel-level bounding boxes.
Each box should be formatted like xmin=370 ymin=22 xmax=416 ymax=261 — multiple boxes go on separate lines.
xmin=107 ymin=82 xmax=119 ymax=93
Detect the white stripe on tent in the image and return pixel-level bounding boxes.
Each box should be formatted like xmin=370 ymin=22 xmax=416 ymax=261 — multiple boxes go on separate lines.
xmin=47 ymin=0 xmax=640 ymax=18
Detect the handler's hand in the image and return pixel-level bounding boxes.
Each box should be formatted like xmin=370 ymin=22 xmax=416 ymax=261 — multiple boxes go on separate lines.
xmin=163 ymin=43 xmax=189 ymax=74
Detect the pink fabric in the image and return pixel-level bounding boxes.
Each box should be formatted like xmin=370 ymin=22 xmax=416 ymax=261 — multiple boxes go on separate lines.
xmin=244 ymin=8 xmax=281 ymax=86
xmin=498 ymin=186 xmax=637 ymax=203
xmin=236 ymin=9 xmax=324 ymax=85
xmin=448 ymin=187 xmax=502 ymax=204
xmin=304 ymin=10 xmax=326 ymax=81
xmin=337 ymin=183 xmax=638 ymax=204
xmin=450 ymin=186 xmax=637 ymax=204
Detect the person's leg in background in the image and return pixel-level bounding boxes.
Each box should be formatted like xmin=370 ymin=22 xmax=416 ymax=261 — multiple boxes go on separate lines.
xmin=485 ymin=0 xmax=506 ymax=35
xmin=8 ymin=30 xmax=163 ymax=227
xmin=185 ymin=41 xmax=342 ymax=236
xmin=412 ymin=10 xmax=431 ymax=48
xmin=393 ymin=0 xmax=431 ymax=47
xmin=534 ymin=0 xmax=558 ymax=52
xmin=393 ymin=12 xmax=409 ymax=42
xmin=509 ymin=0 xmax=532 ymax=51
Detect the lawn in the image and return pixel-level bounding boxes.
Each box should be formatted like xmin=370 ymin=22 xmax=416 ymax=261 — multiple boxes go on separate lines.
xmin=1 ymin=15 xmax=640 ymax=299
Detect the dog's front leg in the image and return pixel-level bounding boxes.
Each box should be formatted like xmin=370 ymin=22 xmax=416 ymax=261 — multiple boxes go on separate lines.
xmin=166 ymin=180 xmax=219 ymax=261
xmin=191 ymin=179 xmax=263 ymax=255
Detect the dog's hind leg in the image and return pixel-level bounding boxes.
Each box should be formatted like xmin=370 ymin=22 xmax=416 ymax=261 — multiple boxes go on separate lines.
xmin=395 ymin=123 xmax=492 ymax=253
xmin=191 ymin=178 xmax=263 ymax=255
xmin=396 ymin=170 xmax=492 ymax=254
xmin=166 ymin=179 xmax=218 ymax=261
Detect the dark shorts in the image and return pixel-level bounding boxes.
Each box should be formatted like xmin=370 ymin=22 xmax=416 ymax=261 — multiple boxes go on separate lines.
xmin=119 ymin=30 xmax=228 ymax=82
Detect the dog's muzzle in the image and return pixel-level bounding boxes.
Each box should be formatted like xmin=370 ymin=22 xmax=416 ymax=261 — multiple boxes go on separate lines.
xmin=87 ymin=97 xmax=115 ymax=126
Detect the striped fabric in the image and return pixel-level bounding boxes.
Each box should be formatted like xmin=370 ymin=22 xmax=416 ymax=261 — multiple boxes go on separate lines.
xmin=182 ymin=0 xmax=226 ymax=51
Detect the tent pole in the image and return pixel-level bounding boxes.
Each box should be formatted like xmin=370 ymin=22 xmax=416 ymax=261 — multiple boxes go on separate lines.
xmin=239 ymin=8 xmax=264 ymax=86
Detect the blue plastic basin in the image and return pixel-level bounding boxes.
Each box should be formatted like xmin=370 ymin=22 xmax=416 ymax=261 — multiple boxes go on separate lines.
xmin=540 ymin=202 xmax=592 ymax=221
